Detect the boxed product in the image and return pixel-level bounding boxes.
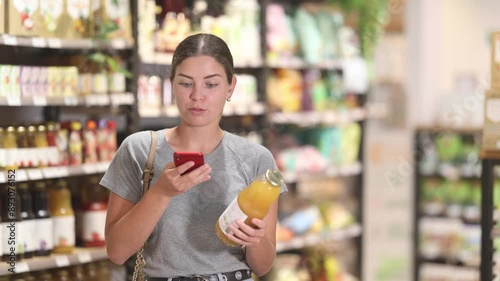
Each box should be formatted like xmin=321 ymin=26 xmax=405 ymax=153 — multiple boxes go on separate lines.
xmin=483 ymin=89 xmax=500 ymax=151
xmin=0 ymin=0 xmax=5 ymax=34
xmin=92 ymin=0 xmax=132 ymax=40
xmin=65 ymin=0 xmax=91 ymax=38
xmin=492 ymin=32 xmax=500 ymax=90
xmin=7 ymin=0 xmax=43 ymax=36
xmin=38 ymin=0 xmax=73 ymax=38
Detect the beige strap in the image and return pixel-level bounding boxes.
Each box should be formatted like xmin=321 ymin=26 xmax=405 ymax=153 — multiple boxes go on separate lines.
xmin=142 ymin=130 xmax=158 ymax=196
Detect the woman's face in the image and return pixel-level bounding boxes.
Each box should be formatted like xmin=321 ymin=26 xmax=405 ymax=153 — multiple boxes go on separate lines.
xmin=172 ymin=55 xmax=235 ymax=127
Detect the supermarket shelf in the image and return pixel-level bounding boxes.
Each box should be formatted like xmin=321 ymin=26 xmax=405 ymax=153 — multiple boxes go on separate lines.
xmin=276 ymin=223 xmax=362 ymax=253
xmin=141 ymin=52 xmax=263 ymax=69
xmin=0 ymin=93 xmax=135 ymax=107
xmin=0 ymin=34 xmax=133 ymax=50
xmin=270 ymin=108 xmax=366 ymax=126
xmin=140 ymin=102 xmax=266 ymax=118
xmin=0 ymin=162 xmax=110 ymax=183
xmin=267 ymin=57 xmax=342 ymax=70
xmin=420 ymin=263 xmax=479 ymax=280
xmin=283 ymin=162 xmax=362 ymax=183
xmin=0 ymin=247 xmax=107 ymax=275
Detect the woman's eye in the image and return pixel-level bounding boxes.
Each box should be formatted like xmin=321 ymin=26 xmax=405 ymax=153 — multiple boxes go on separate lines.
xmin=206 ymin=83 xmax=218 ymax=89
xmin=179 ymin=82 xmax=192 ymax=88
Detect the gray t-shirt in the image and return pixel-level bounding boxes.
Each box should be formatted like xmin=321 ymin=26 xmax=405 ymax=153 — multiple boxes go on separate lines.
xmin=100 ymin=129 xmax=287 ymax=277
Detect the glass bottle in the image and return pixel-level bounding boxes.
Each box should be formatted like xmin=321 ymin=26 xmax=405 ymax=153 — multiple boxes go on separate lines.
xmin=215 ymin=169 xmax=284 ymax=246
xmin=81 ymin=176 xmax=107 ymax=247
xmin=68 ymin=121 xmax=83 ymax=165
xmin=4 ymin=126 xmax=19 ymax=170
xmin=0 ymin=127 xmax=5 ymax=168
xmin=18 ymin=182 xmax=35 ymax=259
xmin=35 ymin=125 xmax=49 ymax=167
xmin=71 ymin=264 xmax=87 ymax=281
xmin=97 ymin=260 xmax=111 ymax=281
xmin=46 ymin=122 xmax=60 ymax=166
xmin=15 ymin=126 xmax=29 ymax=168
xmin=83 ymin=120 xmax=98 ymax=164
xmin=1 ymin=184 xmax=24 ymax=261
xmin=49 ymin=179 xmax=75 ymax=253
xmin=54 ymin=269 xmax=71 ymax=281
xmin=36 ymin=270 xmax=54 ymax=281
xmin=27 ymin=125 xmax=38 ymax=168
xmin=32 ymin=181 xmax=54 ymax=256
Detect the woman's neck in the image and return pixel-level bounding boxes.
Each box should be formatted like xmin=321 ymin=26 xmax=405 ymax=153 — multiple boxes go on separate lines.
xmin=166 ymin=126 xmax=224 ymax=155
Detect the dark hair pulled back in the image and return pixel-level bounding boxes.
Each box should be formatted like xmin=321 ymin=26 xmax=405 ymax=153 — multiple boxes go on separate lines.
xmin=169 ymin=33 xmax=234 ymax=84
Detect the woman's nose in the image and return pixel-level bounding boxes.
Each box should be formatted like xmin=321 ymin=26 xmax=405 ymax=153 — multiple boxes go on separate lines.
xmin=189 ymin=86 xmax=205 ymax=101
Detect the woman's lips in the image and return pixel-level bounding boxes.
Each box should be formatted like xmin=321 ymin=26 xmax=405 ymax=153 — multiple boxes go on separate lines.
xmin=189 ymin=108 xmax=206 ymax=115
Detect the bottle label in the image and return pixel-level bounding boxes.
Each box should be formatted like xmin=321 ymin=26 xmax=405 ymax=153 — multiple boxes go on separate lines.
xmin=218 ymin=197 xmax=247 ymax=236
xmin=15 ymin=221 xmax=25 ymax=255
xmin=82 ymin=209 xmax=106 ymax=242
xmin=17 ymin=148 xmax=29 ymax=168
xmin=53 ymin=216 xmax=75 ymax=247
xmin=46 ymin=146 xmax=59 ymax=166
xmin=20 ymin=219 xmax=36 ymax=253
xmin=0 ymin=148 xmax=6 ymax=168
xmin=5 ymin=148 xmax=18 ymax=168
xmin=1 ymin=222 xmax=18 ymax=255
xmin=34 ymin=218 xmax=54 ymax=251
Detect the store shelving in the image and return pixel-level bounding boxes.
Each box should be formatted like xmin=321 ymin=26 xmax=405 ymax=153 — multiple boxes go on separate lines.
xmin=0 ymin=34 xmax=133 ymax=50
xmin=276 ymin=223 xmax=362 ymax=253
xmin=0 ymin=247 xmax=107 ymax=276
xmin=282 ymin=162 xmax=362 ymax=184
xmin=269 ymin=108 xmax=367 ymax=126
xmin=0 ymin=93 xmax=135 ymax=107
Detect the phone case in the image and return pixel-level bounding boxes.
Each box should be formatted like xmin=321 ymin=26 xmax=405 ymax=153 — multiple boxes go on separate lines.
xmin=174 ymin=152 xmax=204 ymax=175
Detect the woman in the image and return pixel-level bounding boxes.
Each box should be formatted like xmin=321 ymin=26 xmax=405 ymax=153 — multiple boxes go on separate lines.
xmin=101 ymin=33 xmax=287 ymax=281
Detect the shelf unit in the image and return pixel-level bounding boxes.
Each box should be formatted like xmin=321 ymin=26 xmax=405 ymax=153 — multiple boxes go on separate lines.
xmin=413 ymin=127 xmax=489 ymax=281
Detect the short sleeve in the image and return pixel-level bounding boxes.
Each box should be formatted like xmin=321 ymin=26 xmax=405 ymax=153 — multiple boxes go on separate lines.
xmin=100 ymin=133 xmax=148 ymax=203
xmin=256 ymin=146 xmax=288 ymax=195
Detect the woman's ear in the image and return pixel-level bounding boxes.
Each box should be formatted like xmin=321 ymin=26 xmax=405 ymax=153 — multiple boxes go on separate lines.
xmin=227 ymin=75 xmax=237 ymax=100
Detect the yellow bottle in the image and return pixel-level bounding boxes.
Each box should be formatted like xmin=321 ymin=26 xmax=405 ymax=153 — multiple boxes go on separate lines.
xmin=215 ymin=169 xmax=283 ymax=247
xmin=4 ymin=126 xmax=18 ymax=170
xmin=49 ymin=180 xmax=75 ymax=253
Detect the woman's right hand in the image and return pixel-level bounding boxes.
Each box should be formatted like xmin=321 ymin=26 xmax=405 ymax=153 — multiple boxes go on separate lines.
xmin=150 ymin=161 xmax=212 ymax=198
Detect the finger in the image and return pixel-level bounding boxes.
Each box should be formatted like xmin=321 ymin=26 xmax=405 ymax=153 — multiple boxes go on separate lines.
xmin=185 ymin=164 xmax=212 ymax=182
xmin=249 ymin=218 xmax=266 ymax=229
xmin=176 ymin=161 xmax=196 ymax=175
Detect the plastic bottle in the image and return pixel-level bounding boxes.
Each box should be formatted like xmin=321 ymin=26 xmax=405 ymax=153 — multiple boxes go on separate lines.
xmin=32 ymin=181 xmax=54 ymax=256
xmin=68 ymin=121 xmax=83 ymax=165
xmin=18 ymin=182 xmax=35 ymax=259
xmin=49 ymin=180 xmax=75 ymax=253
xmin=83 ymin=120 xmax=98 ymax=164
xmin=81 ymin=176 xmax=107 ymax=247
xmin=215 ymin=169 xmax=284 ymax=246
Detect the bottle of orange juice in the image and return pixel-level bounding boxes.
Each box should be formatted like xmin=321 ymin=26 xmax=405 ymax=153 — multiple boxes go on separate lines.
xmin=215 ymin=169 xmax=284 ymax=246
xmin=49 ymin=180 xmax=75 ymax=253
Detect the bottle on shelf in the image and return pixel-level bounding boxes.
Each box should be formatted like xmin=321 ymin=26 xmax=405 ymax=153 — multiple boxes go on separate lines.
xmin=80 ymin=176 xmax=107 ymax=247
xmin=1 ymin=184 xmax=24 ymax=261
xmin=49 ymin=179 xmax=76 ymax=253
xmin=0 ymin=127 xmax=6 ymax=169
xmin=27 ymin=125 xmax=38 ymax=168
xmin=4 ymin=126 xmax=19 ymax=170
xmin=35 ymin=124 xmax=50 ymax=167
xmin=46 ymin=122 xmax=61 ymax=167
xmin=32 ymin=180 xmax=54 ymax=256
xmin=18 ymin=182 xmax=36 ymax=259
xmin=36 ymin=270 xmax=55 ymax=281
xmin=71 ymin=264 xmax=87 ymax=281
xmin=83 ymin=120 xmax=99 ymax=164
xmin=97 ymin=260 xmax=111 ymax=281
xmin=68 ymin=121 xmax=83 ymax=166
xmin=215 ymin=169 xmax=284 ymax=246
xmin=54 ymin=269 xmax=72 ymax=281
xmin=16 ymin=125 xmax=31 ymax=168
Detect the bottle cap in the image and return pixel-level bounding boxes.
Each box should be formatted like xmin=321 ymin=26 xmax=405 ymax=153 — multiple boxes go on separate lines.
xmin=265 ymin=169 xmax=284 ymax=187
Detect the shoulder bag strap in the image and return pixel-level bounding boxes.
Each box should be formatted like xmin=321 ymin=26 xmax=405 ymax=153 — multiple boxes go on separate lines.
xmin=142 ymin=130 xmax=158 ymax=196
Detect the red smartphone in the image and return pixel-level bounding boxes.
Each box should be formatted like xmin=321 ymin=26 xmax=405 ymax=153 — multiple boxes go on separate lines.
xmin=174 ymin=152 xmax=204 ymax=175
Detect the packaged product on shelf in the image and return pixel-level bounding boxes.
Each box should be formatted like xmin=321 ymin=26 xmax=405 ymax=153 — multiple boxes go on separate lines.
xmin=7 ymin=0 xmax=42 ymax=36
xmin=20 ymin=66 xmax=33 ymax=97
xmin=0 ymin=65 xmax=10 ymax=97
xmin=63 ymin=67 xmax=79 ymax=97
xmin=155 ymin=11 xmax=190 ymax=53
xmin=97 ymin=119 xmax=117 ymax=162
xmin=65 ymin=0 xmax=92 ymax=38
xmin=92 ymin=0 xmax=132 ymax=40
xmin=83 ymin=120 xmax=99 ymax=163
xmin=67 ymin=121 xmax=83 ymax=165
xmin=0 ymin=0 xmax=4 ymax=34
xmin=80 ymin=176 xmax=107 ymax=247
xmin=137 ymin=75 xmax=162 ymax=116
xmin=491 ymin=31 xmax=500 ymax=90
xmin=49 ymin=179 xmax=75 ymax=253
xmin=18 ymin=182 xmax=36 ymax=259
xmin=46 ymin=122 xmax=61 ymax=166
xmin=483 ymin=89 xmax=500 ymax=151
xmin=9 ymin=65 xmax=21 ymax=98
xmin=1 ymin=184 xmax=25 ymax=261
xmin=39 ymin=0 xmax=71 ymax=38
xmin=15 ymin=125 xmax=31 ymax=168
xmin=32 ymin=181 xmax=53 ymax=256
xmin=0 ymin=128 xmax=4 ymax=168
xmin=35 ymin=124 xmax=50 ymax=167
xmin=35 ymin=67 xmax=49 ymax=98
xmin=4 ymin=126 xmax=18 ymax=170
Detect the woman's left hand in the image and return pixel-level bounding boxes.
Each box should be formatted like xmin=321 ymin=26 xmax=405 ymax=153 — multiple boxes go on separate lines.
xmin=227 ymin=218 xmax=266 ymax=247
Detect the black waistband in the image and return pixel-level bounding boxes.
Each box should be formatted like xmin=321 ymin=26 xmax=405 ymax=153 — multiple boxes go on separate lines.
xmin=148 ymin=269 xmax=252 ymax=281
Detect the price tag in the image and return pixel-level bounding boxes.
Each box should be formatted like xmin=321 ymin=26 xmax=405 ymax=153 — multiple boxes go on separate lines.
xmin=32 ymin=96 xmax=48 ymax=106
xmin=77 ymin=252 xmax=92 ymax=263
xmin=82 ymin=164 xmax=97 ymax=174
xmin=16 ymin=170 xmax=28 ymax=181
xmin=16 ymin=262 xmax=29 ymax=273
xmin=99 ymin=95 xmax=110 ymax=105
xmin=7 ymin=96 xmax=22 ymax=106
xmin=2 ymin=34 xmax=18 ymax=46
xmin=54 ymin=255 xmax=70 ymax=267
xmin=42 ymin=167 xmax=58 ymax=178
xmin=31 ymin=37 xmax=47 ymax=48
xmin=58 ymin=167 xmax=69 ymax=177
xmin=47 ymin=38 xmax=63 ymax=49
xmin=27 ymin=169 xmax=44 ymax=180
xmin=111 ymin=39 xmax=127 ymax=49
xmin=64 ymin=96 xmax=78 ymax=106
